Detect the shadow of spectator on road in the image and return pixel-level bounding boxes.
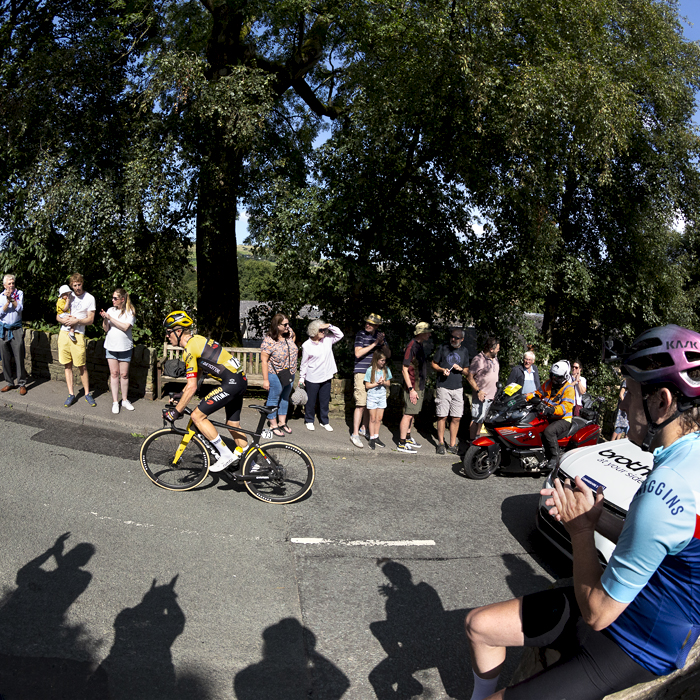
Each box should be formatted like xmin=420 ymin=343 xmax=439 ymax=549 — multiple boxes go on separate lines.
xmin=234 ymin=617 xmax=349 ymax=699
xmin=93 ymin=574 xmax=196 ymax=700
xmin=500 ymin=493 xmax=572 ymax=581
xmin=0 ymin=531 xmax=110 ymax=697
xmin=502 ymin=553 xmax=553 ymax=599
xmin=368 ymin=560 xmax=468 ymax=699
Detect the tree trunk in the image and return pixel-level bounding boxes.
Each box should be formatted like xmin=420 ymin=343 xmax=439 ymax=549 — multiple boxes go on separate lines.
xmin=195 ymin=147 xmax=243 ymax=345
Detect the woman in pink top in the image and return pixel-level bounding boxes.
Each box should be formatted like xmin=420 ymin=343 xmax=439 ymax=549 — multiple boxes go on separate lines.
xmin=299 ymin=319 xmax=344 ymax=431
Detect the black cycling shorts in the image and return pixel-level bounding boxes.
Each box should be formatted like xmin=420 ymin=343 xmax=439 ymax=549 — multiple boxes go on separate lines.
xmin=504 ymin=587 xmax=657 ymax=700
xmin=196 ymin=374 xmax=247 ymax=422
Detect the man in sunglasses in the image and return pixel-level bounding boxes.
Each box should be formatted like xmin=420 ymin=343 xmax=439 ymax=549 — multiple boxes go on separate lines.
xmin=431 ymin=327 xmax=470 ymax=455
xmin=351 ymin=312 xmax=391 ymax=448
xmin=56 ymin=273 xmax=96 ymax=407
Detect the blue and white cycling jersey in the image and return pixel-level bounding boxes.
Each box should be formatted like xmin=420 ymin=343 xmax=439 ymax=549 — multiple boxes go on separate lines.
xmin=601 ymin=432 xmax=700 ymax=675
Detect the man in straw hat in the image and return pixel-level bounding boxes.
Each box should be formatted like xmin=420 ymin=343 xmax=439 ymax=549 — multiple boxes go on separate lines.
xmin=350 ymin=312 xmax=392 ymax=448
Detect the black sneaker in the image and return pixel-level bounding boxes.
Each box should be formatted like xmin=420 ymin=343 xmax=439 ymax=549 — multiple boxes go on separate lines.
xmin=368 ymin=438 xmax=376 ymax=451
xmin=406 ymin=436 xmax=422 ymax=449
xmin=436 ymin=443 xmax=446 ymax=455
xmin=397 ymin=441 xmax=417 ymax=454
xmin=374 ymin=437 xmax=386 ymax=448
xmin=446 ymin=444 xmax=459 ymax=455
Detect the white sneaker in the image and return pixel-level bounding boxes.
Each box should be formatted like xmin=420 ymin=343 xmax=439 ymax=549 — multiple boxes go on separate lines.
xmin=209 ymin=453 xmax=236 ymax=472
xmin=321 ymin=423 xmax=333 ymax=432
xmin=112 ymin=402 xmax=119 ymax=414
xmin=350 ymin=434 xmax=364 ymax=448
xmin=306 ymin=423 xmax=315 ymax=431
xmin=121 ymin=399 xmax=135 ymax=411
xmin=358 ymin=426 xmax=367 ymax=437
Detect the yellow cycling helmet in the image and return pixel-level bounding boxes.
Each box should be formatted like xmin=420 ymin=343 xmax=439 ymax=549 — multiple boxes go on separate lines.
xmin=163 ymin=310 xmax=194 ymax=330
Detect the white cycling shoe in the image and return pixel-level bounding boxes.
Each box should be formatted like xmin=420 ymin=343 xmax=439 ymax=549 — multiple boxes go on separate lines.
xmin=209 ymin=453 xmax=238 ymax=473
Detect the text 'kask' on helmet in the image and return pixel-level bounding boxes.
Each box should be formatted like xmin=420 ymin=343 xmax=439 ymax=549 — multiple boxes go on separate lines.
xmin=622 ymin=324 xmax=700 ymax=402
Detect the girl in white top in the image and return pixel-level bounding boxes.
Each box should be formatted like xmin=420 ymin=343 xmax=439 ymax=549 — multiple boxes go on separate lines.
xmin=100 ymin=288 xmax=136 ymax=414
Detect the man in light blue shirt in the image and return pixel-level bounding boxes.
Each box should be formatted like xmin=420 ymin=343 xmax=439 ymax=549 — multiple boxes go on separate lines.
xmin=0 ymin=273 xmax=27 ymax=394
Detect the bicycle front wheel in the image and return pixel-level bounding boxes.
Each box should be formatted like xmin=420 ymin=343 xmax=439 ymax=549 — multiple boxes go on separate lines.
xmin=140 ymin=428 xmax=211 ymax=491
xmin=241 ymin=441 xmax=315 ymax=504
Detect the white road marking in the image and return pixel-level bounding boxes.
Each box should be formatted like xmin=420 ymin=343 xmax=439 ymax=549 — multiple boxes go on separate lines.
xmin=291 ymin=538 xmax=436 ymax=546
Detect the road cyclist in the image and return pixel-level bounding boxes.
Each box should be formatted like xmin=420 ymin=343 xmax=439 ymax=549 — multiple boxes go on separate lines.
xmin=161 ymin=310 xmax=248 ymax=472
xmin=142 ymin=310 xmax=315 ymax=504
xmin=140 ymin=392 xmax=315 ymax=504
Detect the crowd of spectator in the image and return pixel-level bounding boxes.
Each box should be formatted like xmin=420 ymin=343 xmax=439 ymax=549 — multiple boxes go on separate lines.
xmin=3 ymin=275 xmax=607 ymax=448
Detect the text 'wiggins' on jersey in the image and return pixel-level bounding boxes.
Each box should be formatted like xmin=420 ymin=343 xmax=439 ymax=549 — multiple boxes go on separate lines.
xmin=183 ymin=336 xmax=245 ymax=382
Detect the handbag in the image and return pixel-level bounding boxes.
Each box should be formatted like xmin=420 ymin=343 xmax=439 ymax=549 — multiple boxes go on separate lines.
xmin=272 ymin=340 xmax=293 ymax=387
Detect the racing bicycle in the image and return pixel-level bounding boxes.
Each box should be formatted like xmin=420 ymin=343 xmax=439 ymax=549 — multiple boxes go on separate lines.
xmin=139 ymin=397 xmax=315 ymax=504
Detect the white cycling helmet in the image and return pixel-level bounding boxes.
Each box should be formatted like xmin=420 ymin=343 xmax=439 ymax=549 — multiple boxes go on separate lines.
xmin=550 ymin=360 xmax=571 ymax=388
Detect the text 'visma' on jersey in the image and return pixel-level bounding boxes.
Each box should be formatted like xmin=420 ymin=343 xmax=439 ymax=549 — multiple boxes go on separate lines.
xmin=184 ymin=336 xmax=243 ymax=381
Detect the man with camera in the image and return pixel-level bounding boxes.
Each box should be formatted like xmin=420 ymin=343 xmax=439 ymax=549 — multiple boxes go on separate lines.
xmin=0 ymin=273 xmax=28 ymax=395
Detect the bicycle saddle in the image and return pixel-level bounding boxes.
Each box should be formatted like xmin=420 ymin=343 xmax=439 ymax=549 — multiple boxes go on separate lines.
xmin=248 ymin=404 xmax=277 ymax=415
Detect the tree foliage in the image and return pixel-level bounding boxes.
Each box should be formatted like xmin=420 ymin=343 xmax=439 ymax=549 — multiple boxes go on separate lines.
xmin=248 ymin=0 xmax=700 ymax=370
xmin=1 ymin=0 xmax=700 ymax=368
xmin=0 ymin=0 xmax=193 ymax=341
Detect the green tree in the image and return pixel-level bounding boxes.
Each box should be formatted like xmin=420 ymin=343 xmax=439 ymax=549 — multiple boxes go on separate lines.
xmin=141 ymin=0 xmax=346 ymax=342
xmin=248 ymin=0 xmax=700 ymax=366
xmin=0 ymin=0 xmax=193 ymax=340
xmin=238 ymin=255 xmax=277 ymax=300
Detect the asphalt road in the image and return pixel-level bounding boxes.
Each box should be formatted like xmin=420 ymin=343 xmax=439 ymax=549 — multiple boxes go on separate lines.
xmin=0 ymin=408 xmax=571 ymax=699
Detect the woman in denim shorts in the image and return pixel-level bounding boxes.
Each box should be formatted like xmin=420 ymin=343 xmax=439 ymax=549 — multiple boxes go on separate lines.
xmin=100 ymin=288 xmax=136 ymax=414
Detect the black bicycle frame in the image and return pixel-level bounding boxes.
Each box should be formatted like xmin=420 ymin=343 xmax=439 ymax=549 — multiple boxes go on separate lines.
xmin=164 ymin=403 xmax=280 ymax=482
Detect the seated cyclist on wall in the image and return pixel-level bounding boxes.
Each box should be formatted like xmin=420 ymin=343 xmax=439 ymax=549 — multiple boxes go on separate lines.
xmin=162 ymin=311 xmax=248 ymax=472
xmin=526 ymin=360 xmax=575 ymax=472
xmin=465 ymin=327 xmax=700 ymax=700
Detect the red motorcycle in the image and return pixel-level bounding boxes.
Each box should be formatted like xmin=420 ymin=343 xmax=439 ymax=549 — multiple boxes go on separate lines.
xmin=462 ymin=388 xmax=601 ymax=480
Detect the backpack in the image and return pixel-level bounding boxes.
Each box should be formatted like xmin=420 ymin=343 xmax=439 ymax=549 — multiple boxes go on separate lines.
xmin=163 ymin=358 xmax=186 ymax=378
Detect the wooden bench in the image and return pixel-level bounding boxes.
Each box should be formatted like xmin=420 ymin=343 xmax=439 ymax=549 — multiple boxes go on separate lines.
xmin=156 ymin=343 xmax=264 ymax=399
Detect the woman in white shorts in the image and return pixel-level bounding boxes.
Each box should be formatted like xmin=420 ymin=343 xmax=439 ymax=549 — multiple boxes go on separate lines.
xmin=100 ymin=288 xmax=136 ymax=414
xmin=364 ymin=349 xmax=392 ymax=450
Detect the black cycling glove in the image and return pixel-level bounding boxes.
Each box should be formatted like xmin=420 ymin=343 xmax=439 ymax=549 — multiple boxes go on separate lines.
xmin=163 ymin=407 xmax=182 ymax=423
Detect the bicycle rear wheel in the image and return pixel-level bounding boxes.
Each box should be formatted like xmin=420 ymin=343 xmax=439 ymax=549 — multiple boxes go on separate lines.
xmin=140 ymin=428 xmax=211 ymax=491
xmin=241 ymin=441 xmax=315 ymax=504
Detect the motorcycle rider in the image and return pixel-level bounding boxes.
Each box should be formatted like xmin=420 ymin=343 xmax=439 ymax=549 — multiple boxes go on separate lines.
xmin=526 ymin=360 xmax=575 ymax=472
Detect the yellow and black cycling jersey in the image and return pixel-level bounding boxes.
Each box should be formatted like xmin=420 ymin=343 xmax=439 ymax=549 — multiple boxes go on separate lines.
xmin=183 ymin=335 xmax=243 ymax=382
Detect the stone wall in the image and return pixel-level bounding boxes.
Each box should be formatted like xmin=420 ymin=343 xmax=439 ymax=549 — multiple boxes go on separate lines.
xmin=0 ymin=329 xmax=157 ymax=400
xmin=323 ymin=378 xmax=436 ymax=424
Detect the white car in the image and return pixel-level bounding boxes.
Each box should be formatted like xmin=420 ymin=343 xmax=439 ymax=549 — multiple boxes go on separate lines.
xmin=536 ymin=438 xmax=654 ymax=565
